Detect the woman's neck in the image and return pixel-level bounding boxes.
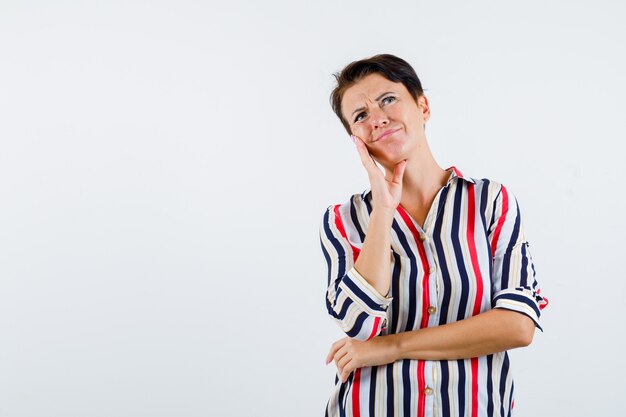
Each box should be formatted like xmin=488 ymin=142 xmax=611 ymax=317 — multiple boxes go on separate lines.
xmin=386 ymin=139 xmax=449 ymax=205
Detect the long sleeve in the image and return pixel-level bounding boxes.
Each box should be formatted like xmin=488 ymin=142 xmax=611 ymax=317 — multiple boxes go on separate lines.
xmin=487 ymin=184 xmax=549 ymax=331
xmin=319 ymin=203 xmax=392 ymax=341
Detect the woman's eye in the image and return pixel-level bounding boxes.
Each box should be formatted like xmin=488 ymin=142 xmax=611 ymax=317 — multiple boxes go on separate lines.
xmin=353 ymin=97 xmax=395 ymax=123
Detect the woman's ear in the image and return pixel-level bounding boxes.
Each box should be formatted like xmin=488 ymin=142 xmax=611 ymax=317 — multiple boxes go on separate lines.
xmin=418 ymin=94 xmax=431 ymax=123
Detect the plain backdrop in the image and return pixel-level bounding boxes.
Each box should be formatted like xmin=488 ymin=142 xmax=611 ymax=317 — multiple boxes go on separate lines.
xmin=1 ymin=1 xmax=625 ymax=416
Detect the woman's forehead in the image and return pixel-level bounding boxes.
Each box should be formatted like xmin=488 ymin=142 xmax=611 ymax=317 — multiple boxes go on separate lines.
xmin=342 ymin=74 xmax=405 ymax=115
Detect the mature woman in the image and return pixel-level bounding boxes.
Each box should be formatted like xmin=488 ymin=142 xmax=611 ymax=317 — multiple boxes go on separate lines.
xmin=319 ymin=54 xmax=548 ymax=417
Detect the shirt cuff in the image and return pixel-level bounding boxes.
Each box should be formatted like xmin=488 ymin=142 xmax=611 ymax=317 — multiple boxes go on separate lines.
xmin=492 ymin=288 xmax=543 ymax=332
xmin=338 ymin=266 xmax=393 ymax=314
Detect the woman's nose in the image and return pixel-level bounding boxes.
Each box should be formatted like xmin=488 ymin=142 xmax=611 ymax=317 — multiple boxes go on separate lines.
xmin=369 ymin=107 xmax=389 ymax=129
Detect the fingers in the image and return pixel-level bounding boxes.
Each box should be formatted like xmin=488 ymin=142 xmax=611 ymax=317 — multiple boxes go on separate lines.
xmin=352 ymin=135 xmax=380 ymax=177
xmin=325 ymin=337 xmax=357 ymax=383
xmin=325 ymin=337 xmax=347 ymax=365
xmin=329 ymin=345 xmax=348 ymax=369
xmin=391 ymin=159 xmax=408 ymax=184
xmin=339 ymin=358 xmax=355 ymax=383
xmin=336 ymin=350 xmax=351 ymax=370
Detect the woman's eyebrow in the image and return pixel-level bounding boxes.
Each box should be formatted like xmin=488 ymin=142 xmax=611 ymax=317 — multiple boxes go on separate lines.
xmin=351 ymin=91 xmax=396 ymax=117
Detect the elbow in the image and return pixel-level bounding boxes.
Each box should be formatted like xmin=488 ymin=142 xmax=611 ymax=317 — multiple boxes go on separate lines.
xmin=496 ymin=309 xmax=536 ymax=348
xmin=515 ymin=316 xmax=536 ymax=347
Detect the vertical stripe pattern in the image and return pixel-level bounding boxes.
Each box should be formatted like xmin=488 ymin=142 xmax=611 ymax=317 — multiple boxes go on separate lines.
xmin=319 ymin=166 xmax=549 ymax=417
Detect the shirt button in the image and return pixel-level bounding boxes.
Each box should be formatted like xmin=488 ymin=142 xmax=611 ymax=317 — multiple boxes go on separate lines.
xmin=429 ymin=265 xmax=436 ymax=274
xmin=427 ymin=306 xmax=437 ymax=314
xmin=423 ymin=387 xmax=433 ymax=395
xmin=380 ymin=304 xmax=387 ymax=310
xmin=419 ymin=233 xmax=427 ymax=241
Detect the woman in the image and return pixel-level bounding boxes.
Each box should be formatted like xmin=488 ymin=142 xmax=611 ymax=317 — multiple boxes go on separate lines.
xmin=319 ymin=54 xmax=548 ymax=417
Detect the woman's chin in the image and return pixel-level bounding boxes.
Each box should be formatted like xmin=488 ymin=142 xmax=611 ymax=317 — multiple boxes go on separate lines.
xmin=380 ymin=148 xmax=409 ymax=163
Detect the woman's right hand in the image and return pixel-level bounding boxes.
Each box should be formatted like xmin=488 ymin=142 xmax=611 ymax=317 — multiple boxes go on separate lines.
xmin=352 ymin=134 xmax=407 ymax=214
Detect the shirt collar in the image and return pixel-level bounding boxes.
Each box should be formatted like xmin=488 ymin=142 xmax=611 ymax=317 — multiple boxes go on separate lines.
xmin=445 ymin=166 xmax=476 ymax=185
xmin=361 ymin=165 xmax=475 ymax=201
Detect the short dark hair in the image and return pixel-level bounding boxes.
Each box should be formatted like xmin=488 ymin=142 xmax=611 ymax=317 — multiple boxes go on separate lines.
xmin=330 ymin=54 xmax=425 ymax=135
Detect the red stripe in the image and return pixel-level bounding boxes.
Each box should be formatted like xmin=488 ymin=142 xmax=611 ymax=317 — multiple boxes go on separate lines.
xmin=471 ymin=357 xmax=479 ymax=417
xmin=333 ymin=205 xmax=360 ymax=263
xmin=367 ymin=317 xmax=381 ymax=341
xmin=445 ymin=165 xmax=465 ymax=179
xmin=352 ymin=368 xmax=361 ymax=417
xmin=417 ymin=361 xmax=426 ymax=417
xmin=467 ymin=185 xmax=484 ymax=317
xmin=490 ymin=186 xmax=509 ymax=256
xmin=466 ymin=184 xmax=482 ymax=417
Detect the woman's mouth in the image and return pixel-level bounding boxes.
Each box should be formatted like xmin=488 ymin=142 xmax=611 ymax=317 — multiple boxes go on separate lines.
xmin=374 ymin=128 xmax=400 ymax=143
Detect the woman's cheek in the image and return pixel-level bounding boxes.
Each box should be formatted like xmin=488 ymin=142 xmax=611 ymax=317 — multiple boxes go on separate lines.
xmin=354 ymin=126 xmax=370 ymax=141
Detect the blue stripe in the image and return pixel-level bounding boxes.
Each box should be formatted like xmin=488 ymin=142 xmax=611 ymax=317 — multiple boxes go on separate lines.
xmin=451 ymin=182 xmax=470 ymax=321
xmin=322 ymin=207 xmax=348 ymax=292
xmin=390 ymin=252 xmax=402 ymax=334
xmin=499 ymin=353 xmax=510 ymax=417
xmin=520 ymin=242 xmax=528 ymax=287
xmin=457 ymin=359 xmax=466 ymax=414
xmin=508 ymin=380 xmax=514 ymax=417
xmin=488 ymin=187 xmax=502 ymax=234
xmin=349 ymin=195 xmax=366 ymax=243
xmin=433 ymin=186 xmax=453 ymax=326
xmin=402 ymin=360 xmax=411 ymax=416
xmin=386 ymin=364 xmax=394 ymax=416
xmin=501 ymin=198 xmax=521 ymax=289
xmin=487 ymin=354 xmax=494 ymax=417
xmin=404 ymin=250 xmax=418 ymax=332
xmin=321 ymin=235 xmax=332 ymax=288
xmin=332 ymin=291 xmax=351 ymax=320
xmin=345 ymin=309 xmax=367 ymax=338
xmin=338 ymin=376 xmax=347 ymax=417
xmin=441 ymin=361 xmax=451 ymax=417
xmin=342 ymin=273 xmax=388 ymax=311
xmin=369 ymin=366 xmax=377 ymax=416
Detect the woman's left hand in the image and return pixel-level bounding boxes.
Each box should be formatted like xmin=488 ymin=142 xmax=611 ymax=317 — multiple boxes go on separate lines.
xmin=325 ymin=335 xmax=397 ymax=383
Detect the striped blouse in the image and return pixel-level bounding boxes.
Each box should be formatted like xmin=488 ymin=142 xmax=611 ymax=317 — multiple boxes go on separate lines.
xmin=319 ymin=166 xmax=549 ymax=417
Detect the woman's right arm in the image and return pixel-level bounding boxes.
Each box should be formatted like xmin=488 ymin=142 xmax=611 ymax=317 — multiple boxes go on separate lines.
xmin=353 ymin=208 xmax=395 ymax=298
xmin=319 ymin=204 xmax=394 ymax=341
xmin=320 ymin=135 xmax=407 ymax=340
xmin=350 ymin=134 xmax=406 ymax=300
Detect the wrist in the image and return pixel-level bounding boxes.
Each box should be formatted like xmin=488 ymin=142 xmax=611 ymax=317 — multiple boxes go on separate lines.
xmin=387 ymin=332 xmax=404 ymax=362
xmin=371 ymin=208 xmax=396 ymax=223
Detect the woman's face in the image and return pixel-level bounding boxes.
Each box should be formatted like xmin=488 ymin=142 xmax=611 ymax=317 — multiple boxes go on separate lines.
xmin=341 ymin=72 xmax=430 ymax=167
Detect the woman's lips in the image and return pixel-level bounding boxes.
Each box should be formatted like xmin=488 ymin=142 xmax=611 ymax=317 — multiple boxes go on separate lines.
xmin=374 ymin=128 xmax=400 ymax=142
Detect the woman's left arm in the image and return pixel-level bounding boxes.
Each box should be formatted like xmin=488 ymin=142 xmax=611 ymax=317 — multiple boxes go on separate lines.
xmin=391 ymin=307 xmax=535 ymax=360
xmin=326 ymin=308 xmax=534 ymax=383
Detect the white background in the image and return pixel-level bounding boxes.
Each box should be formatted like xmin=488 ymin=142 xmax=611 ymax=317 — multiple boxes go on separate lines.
xmin=1 ymin=1 xmax=625 ymax=416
